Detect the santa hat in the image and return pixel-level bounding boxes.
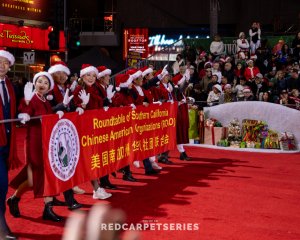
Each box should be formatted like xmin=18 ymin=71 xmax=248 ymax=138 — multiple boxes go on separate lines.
xmin=204 ymin=62 xmax=212 ymax=68
xmin=97 ymin=65 xmax=112 ymax=78
xmin=243 ymin=87 xmax=251 ymax=93
xmin=140 ymin=66 xmax=153 ymax=77
xmin=115 ymin=74 xmax=133 ymax=91
xmin=225 ymin=56 xmax=231 ymax=62
xmin=155 ymin=69 xmax=169 ymax=80
xmin=80 ymin=64 xmax=98 ymax=78
xmin=250 ymin=54 xmax=257 ymax=61
xmin=127 ymin=69 xmax=142 ymax=80
xmin=213 ymin=84 xmax=222 ymax=93
xmin=246 ymin=59 xmax=254 ymax=65
xmin=0 ymin=48 xmax=15 ymax=66
xmin=172 ymin=74 xmax=185 ymax=86
xmin=33 ymin=71 xmax=54 ymax=91
xmin=48 ymin=61 xmax=70 ymax=75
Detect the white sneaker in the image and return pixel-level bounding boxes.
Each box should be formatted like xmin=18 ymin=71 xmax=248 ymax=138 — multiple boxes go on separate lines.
xmin=133 ymin=161 xmax=140 ymax=168
xmin=93 ymin=187 xmax=112 ymax=200
xmin=73 ymin=186 xmax=85 ymax=194
xmin=151 ymin=161 xmax=162 ymax=170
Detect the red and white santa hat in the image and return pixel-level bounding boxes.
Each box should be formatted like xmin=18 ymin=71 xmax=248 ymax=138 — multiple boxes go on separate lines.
xmin=242 ymin=86 xmax=251 ymax=93
xmin=140 ymin=66 xmax=153 ymax=77
xmin=127 ymin=68 xmax=142 ymax=80
xmin=172 ymin=74 xmax=185 ymax=86
xmin=48 ymin=61 xmax=70 ymax=75
xmin=154 ymin=69 xmax=169 ymax=80
xmin=80 ymin=64 xmax=98 ymax=78
xmin=33 ymin=71 xmax=55 ymax=91
xmin=115 ymin=74 xmax=133 ymax=91
xmin=0 ymin=48 xmax=15 ymax=66
xmin=204 ymin=61 xmax=212 ymax=68
xmin=97 ymin=65 xmax=112 ymax=78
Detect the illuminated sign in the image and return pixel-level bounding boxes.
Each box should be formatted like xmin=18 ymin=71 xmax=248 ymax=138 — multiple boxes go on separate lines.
xmin=148 ymin=34 xmax=207 ymax=47
xmin=0 ymin=0 xmax=52 ymax=21
xmin=0 ymin=23 xmax=65 ymax=51
xmin=123 ymin=28 xmax=149 ymax=60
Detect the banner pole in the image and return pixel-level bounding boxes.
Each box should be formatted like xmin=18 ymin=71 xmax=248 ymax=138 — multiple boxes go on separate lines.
xmin=0 ymin=116 xmax=42 ymax=124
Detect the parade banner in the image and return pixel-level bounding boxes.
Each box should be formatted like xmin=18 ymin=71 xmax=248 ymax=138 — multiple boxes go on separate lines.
xmin=42 ymin=103 xmax=177 ymax=196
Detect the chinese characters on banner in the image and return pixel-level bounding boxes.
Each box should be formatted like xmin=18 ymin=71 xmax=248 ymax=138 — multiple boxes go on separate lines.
xmin=42 ymin=103 xmax=177 ymax=196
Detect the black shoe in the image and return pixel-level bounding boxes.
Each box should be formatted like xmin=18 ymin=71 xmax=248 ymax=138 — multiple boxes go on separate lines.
xmin=158 ymin=156 xmax=173 ymax=165
xmin=145 ymin=169 xmax=160 ymax=175
xmin=180 ymin=151 xmax=191 ymax=161
xmin=4 ymin=232 xmax=18 ymax=240
xmin=42 ymin=202 xmax=63 ymax=222
xmin=52 ymin=197 xmax=67 ymax=206
xmin=122 ymin=174 xmax=137 ymax=182
xmin=100 ymin=182 xmax=117 ymax=190
xmin=7 ymin=196 xmax=21 ymax=218
xmin=68 ymin=200 xmax=82 ymax=211
xmin=111 ymin=172 xmax=117 ymax=178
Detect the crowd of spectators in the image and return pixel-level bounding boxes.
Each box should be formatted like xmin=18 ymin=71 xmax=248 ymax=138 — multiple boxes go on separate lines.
xmin=177 ymin=25 xmax=300 ymax=110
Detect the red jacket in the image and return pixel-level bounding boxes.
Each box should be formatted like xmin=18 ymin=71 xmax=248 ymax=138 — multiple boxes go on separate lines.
xmin=244 ymin=67 xmax=260 ymax=81
xmin=0 ymin=77 xmax=21 ymax=170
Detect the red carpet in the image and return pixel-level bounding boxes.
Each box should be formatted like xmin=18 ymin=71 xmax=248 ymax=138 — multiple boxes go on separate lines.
xmin=6 ymin=128 xmax=300 ymax=239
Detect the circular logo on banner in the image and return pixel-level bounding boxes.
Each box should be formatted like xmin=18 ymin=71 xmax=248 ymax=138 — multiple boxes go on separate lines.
xmin=48 ymin=119 xmax=80 ymax=181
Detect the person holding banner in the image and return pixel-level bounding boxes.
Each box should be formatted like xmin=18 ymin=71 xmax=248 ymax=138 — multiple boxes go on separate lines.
xmin=128 ymin=68 xmax=161 ymax=175
xmin=72 ymin=64 xmax=112 ymax=199
xmin=111 ymin=73 xmax=138 ymax=182
xmin=95 ymin=65 xmax=117 ymax=190
xmin=47 ymin=61 xmax=84 ymax=209
xmin=8 ymin=72 xmax=67 ymax=222
xmin=0 ymin=48 xmax=20 ymax=240
xmin=154 ymin=68 xmax=174 ymax=165
xmin=171 ymin=68 xmax=192 ymax=161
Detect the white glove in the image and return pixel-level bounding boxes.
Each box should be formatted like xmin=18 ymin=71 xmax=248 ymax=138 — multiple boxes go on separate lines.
xmin=185 ymin=69 xmax=190 ymax=81
xmin=181 ymin=98 xmax=187 ymax=104
xmin=153 ymin=101 xmax=162 ymax=106
xmin=75 ymin=107 xmax=84 ymax=115
xmin=103 ymin=106 xmax=109 ymax=111
xmin=56 ymin=110 xmax=64 ymax=119
xmin=188 ymin=83 xmax=193 ymax=89
xmin=158 ymin=64 xmax=169 ymax=80
xmin=188 ymin=97 xmax=195 ymax=104
xmin=69 ymin=80 xmax=78 ymax=92
xmin=106 ymin=85 xmax=115 ymax=100
xmin=130 ymin=103 xmax=136 ymax=110
xmin=167 ymin=84 xmax=173 ymax=93
xmin=63 ymin=89 xmax=74 ymax=106
xmin=167 ymin=100 xmax=174 ymax=104
xmin=24 ymin=82 xmax=35 ymax=102
xmin=78 ymin=90 xmax=90 ymax=105
xmin=18 ymin=113 xmax=30 ymax=124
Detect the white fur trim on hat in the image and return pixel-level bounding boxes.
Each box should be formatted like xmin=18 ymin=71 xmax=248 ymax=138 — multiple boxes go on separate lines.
xmin=0 ymin=49 xmax=15 ymax=66
xmin=48 ymin=64 xmax=70 ymax=75
xmin=119 ymin=75 xmax=133 ymax=88
xmin=33 ymin=71 xmax=55 ymax=91
xmin=142 ymin=68 xmax=153 ymax=77
xmin=131 ymin=70 xmax=142 ymax=80
xmin=161 ymin=70 xmax=169 ymax=80
xmin=80 ymin=66 xmax=99 ymax=78
xmin=98 ymin=69 xmax=112 ymax=78
xmin=213 ymin=84 xmax=222 ymax=93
